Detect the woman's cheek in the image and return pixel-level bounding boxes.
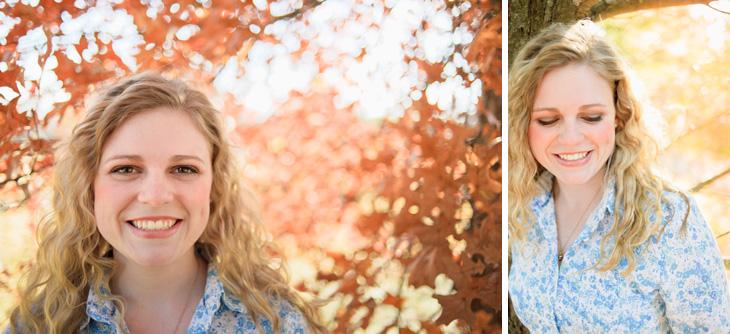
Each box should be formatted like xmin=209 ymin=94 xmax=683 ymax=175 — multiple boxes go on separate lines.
xmin=599 ymin=121 xmax=616 ymax=148
xmin=527 ymin=123 xmax=550 ymax=162
xmin=188 ymin=177 xmax=212 ymax=223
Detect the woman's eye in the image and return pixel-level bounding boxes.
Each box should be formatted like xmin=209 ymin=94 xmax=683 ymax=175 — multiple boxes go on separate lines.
xmin=174 ymin=166 xmax=199 ymax=174
xmin=584 ymin=115 xmax=603 ymax=123
xmin=111 ymin=166 xmax=136 ymax=174
xmin=536 ymin=119 xmax=558 ymax=126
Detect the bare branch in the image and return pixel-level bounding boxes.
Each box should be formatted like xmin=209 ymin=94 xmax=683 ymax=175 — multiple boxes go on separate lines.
xmin=590 ymin=0 xmax=712 ymax=20
xmin=575 ymin=0 xmax=606 ymax=19
xmin=264 ymin=0 xmax=325 ymax=22
xmin=0 ymin=163 xmax=53 ymax=212
xmin=663 ymin=110 xmax=730 ymax=151
xmin=706 ymin=2 xmax=730 ymax=14
xmin=717 ymin=230 xmax=730 ymax=239
xmin=690 ymin=166 xmax=730 ymax=193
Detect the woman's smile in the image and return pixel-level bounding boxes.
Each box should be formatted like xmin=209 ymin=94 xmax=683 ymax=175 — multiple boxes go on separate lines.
xmin=556 ymin=151 xmax=590 ymax=161
xmin=125 ymin=216 xmax=184 ymax=239
xmin=553 ymin=150 xmax=593 ymax=167
xmin=128 ymin=219 xmax=179 ymax=231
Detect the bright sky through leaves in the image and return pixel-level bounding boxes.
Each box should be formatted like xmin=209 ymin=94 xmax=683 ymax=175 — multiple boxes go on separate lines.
xmin=3 ymin=0 xmax=482 ymax=123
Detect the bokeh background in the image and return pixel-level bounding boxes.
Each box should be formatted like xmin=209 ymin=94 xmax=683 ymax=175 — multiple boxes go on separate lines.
xmin=0 ymin=0 xmax=501 ymax=332
xmin=603 ymin=4 xmax=730 ymax=277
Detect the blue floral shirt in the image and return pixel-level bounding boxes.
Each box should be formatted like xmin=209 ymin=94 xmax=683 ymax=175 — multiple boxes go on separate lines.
xmin=509 ymin=172 xmax=730 ymax=333
xmin=80 ymin=265 xmax=310 ymax=334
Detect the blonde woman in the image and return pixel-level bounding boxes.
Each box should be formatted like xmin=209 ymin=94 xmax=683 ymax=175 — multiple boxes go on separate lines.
xmin=5 ymin=73 xmax=326 ymax=334
xmin=508 ymin=20 xmax=730 ymax=332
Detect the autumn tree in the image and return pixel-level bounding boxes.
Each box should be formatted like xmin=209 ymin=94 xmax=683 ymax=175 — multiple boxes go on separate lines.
xmin=0 ymin=0 xmax=501 ymax=332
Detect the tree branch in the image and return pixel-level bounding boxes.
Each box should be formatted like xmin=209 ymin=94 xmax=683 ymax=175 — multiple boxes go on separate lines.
xmin=574 ymin=0 xmax=605 ymax=20
xmin=590 ymin=0 xmax=712 ymax=20
xmin=706 ymin=2 xmax=730 ymax=14
xmin=265 ymin=0 xmax=325 ymax=22
xmin=0 ymin=163 xmax=52 ymax=211
xmin=662 ymin=109 xmax=729 ymax=151
xmin=690 ymin=165 xmax=730 ymax=193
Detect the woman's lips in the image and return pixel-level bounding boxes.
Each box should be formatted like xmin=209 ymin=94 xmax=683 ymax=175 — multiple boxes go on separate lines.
xmin=554 ymin=150 xmax=592 ymax=166
xmin=125 ymin=217 xmax=183 ymax=239
xmin=128 ymin=219 xmax=178 ymax=231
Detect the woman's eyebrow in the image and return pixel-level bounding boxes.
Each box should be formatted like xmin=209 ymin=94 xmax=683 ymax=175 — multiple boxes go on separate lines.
xmin=579 ymin=103 xmax=606 ymax=111
xmin=170 ymin=154 xmax=205 ymax=163
xmin=532 ymin=103 xmax=607 ymax=113
xmin=101 ymin=154 xmax=205 ymax=163
xmin=532 ymin=107 xmax=559 ymax=113
xmin=102 ymin=154 xmax=143 ymax=164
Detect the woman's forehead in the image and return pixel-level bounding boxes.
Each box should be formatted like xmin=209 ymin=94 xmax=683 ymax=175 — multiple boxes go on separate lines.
xmin=99 ymin=107 xmax=213 ymax=163
xmin=532 ymin=63 xmax=615 ymax=112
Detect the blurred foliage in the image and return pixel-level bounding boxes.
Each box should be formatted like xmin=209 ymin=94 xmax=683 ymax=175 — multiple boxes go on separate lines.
xmin=603 ymin=4 xmax=730 ymax=259
xmin=0 ymin=0 xmax=501 ymax=332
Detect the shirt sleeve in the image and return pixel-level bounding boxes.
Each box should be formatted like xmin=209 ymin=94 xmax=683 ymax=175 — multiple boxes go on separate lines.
xmin=659 ymin=193 xmax=730 ymax=332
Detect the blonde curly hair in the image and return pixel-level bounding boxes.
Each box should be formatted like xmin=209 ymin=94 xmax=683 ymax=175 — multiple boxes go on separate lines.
xmin=8 ymin=72 xmax=327 ymax=334
xmin=508 ymin=20 xmax=688 ymax=275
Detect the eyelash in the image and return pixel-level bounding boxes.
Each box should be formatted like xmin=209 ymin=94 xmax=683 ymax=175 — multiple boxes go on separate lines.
xmin=110 ymin=165 xmax=199 ymax=174
xmin=174 ymin=166 xmax=199 ymax=174
xmin=111 ymin=166 xmax=137 ymax=174
xmin=537 ymin=119 xmax=557 ymax=126
xmin=536 ymin=115 xmax=603 ymax=126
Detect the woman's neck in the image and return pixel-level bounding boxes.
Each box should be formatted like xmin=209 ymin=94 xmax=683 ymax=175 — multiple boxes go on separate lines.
xmin=112 ymin=248 xmax=206 ymax=309
xmin=553 ymin=168 xmax=606 ymax=210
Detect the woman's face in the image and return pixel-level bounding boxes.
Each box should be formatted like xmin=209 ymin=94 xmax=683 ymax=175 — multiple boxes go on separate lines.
xmin=528 ymin=62 xmax=616 ymax=187
xmin=94 ymin=107 xmax=213 ymax=268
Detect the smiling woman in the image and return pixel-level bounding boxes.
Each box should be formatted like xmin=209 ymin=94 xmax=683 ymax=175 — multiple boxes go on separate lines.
xmin=508 ymin=20 xmax=730 ymax=332
xmin=4 ymin=73 xmax=326 ymax=334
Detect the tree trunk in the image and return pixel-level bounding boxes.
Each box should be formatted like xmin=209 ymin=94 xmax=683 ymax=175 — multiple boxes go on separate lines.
xmin=507 ymin=0 xmax=712 ymax=66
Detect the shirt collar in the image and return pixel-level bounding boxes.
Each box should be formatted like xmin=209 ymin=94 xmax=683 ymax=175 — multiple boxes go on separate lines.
xmin=203 ymin=265 xmax=249 ymax=314
xmin=83 ymin=283 xmax=119 ymax=331
xmin=82 ymin=262 xmax=248 ymax=331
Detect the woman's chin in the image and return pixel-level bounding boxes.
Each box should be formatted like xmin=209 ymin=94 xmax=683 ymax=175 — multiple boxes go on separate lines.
xmin=551 ymin=170 xmax=602 ymax=187
xmin=115 ymin=247 xmax=187 ymax=269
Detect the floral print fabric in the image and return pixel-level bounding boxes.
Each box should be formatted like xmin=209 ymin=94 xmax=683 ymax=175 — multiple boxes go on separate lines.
xmin=80 ymin=265 xmax=310 ymax=334
xmin=509 ymin=172 xmax=730 ymax=333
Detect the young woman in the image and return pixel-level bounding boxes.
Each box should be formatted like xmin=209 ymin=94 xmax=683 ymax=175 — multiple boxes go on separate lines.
xmin=508 ymin=20 xmax=730 ymax=332
xmin=6 ymin=73 xmax=327 ymax=334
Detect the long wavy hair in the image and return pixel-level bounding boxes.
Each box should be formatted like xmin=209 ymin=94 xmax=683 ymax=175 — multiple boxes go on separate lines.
xmin=8 ymin=72 xmax=327 ymax=334
xmin=508 ymin=20 xmax=688 ymax=275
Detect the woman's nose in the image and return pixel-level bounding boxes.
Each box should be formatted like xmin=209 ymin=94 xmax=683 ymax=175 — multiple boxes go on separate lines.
xmin=557 ymin=120 xmax=584 ymax=145
xmin=137 ymin=172 xmax=173 ymax=207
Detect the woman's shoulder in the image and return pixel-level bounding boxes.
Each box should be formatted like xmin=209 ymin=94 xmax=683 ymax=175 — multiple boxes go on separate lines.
xmin=660 ymin=187 xmax=690 ymax=215
xmin=655 ymin=187 xmax=719 ymax=254
xmin=208 ymin=290 xmax=310 ymax=334
xmin=658 ymin=187 xmax=701 ymax=234
xmin=271 ymin=298 xmax=310 ymax=333
xmin=200 ymin=265 xmax=310 ymax=333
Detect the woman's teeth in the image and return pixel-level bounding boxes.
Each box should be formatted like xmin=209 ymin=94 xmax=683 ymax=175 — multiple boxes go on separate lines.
xmin=130 ymin=219 xmax=177 ymax=231
xmin=558 ymin=152 xmax=589 ymax=161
